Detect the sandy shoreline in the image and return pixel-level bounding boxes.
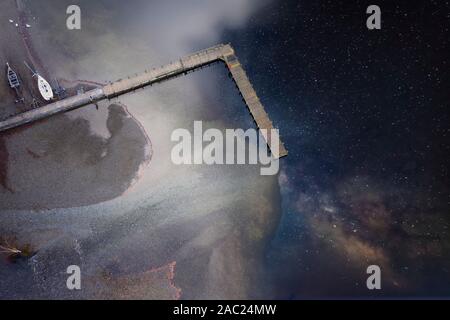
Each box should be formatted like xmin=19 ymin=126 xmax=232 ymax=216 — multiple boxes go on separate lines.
xmin=0 ymin=0 xmax=282 ymax=300
xmin=0 ymin=0 xmax=152 ymax=210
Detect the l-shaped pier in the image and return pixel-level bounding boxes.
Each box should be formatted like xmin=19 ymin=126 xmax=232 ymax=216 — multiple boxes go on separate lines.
xmin=0 ymin=44 xmax=287 ymax=158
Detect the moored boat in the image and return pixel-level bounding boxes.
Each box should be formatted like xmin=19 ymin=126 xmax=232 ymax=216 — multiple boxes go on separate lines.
xmin=24 ymin=61 xmax=53 ymax=101
xmin=6 ymin=62 xmax=20 ymax=89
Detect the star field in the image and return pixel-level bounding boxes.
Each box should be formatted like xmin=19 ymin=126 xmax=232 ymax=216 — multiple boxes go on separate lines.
xmin=226 ymin=0 xmax=450 ymax=297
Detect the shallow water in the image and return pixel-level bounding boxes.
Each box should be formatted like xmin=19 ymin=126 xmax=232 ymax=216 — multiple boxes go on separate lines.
xmin=0 ymin=0 xmax=280 ymax=299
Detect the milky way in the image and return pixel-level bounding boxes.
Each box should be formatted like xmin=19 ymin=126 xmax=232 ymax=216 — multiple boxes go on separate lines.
xmin=224 ymin=0 xmax=450 ymax=297
xmin=0 ymin=0 xmax=449 ymax=299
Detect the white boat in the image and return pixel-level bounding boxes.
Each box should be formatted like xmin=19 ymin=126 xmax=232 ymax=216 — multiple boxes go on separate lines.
xmin=24 ymin=61 xmax=53 ymax=101
xmin=36 ymin=74 xmax=53 ymax=100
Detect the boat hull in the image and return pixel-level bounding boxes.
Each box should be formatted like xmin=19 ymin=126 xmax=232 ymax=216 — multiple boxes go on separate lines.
xmin=37 ymin=75 xmax=53 ymax=101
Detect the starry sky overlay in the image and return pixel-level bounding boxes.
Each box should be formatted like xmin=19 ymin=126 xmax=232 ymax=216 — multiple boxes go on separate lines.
xmin=0 ymin=0 xmax=448 ymax=300
xmin=225 ymin=0 xmax=449 ymax=297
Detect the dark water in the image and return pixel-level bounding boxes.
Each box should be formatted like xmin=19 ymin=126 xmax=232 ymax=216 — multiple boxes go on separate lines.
xmin=0 ymin=0 xmax=281 ymax=299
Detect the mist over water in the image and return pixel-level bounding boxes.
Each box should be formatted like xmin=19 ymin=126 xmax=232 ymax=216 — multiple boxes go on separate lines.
xmin=0 ymin=0 xmax=281 ymax=299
